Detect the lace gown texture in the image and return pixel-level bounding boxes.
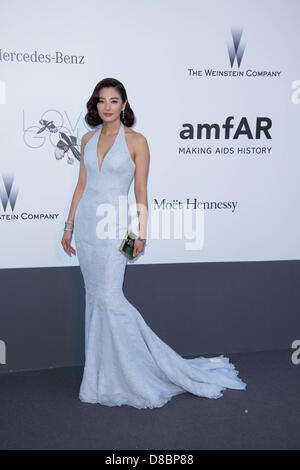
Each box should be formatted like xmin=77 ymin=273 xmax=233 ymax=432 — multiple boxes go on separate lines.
xmin=74 ymin=122 xmax=247 ymax=409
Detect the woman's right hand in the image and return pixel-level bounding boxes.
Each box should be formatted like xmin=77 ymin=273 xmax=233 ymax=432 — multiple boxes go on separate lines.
xmin=61 ymin=230 xmax=76 ymax=256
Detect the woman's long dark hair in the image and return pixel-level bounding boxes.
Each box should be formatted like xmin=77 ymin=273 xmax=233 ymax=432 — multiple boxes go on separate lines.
xmin=85 ymin=77 xmax=135 ymax=128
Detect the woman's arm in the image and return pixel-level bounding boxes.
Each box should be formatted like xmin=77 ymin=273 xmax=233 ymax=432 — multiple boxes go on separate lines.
xmin=133 ymin=134 xmax=150 ymax=240
xmin=66 ymin=134 xmax=88 ymax=223
xmin=61 ymin=134 xmax=89 ymax=255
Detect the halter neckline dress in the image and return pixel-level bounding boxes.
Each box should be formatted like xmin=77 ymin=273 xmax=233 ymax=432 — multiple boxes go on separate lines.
xmin=74 ymin=121 xmax=247 ymax=409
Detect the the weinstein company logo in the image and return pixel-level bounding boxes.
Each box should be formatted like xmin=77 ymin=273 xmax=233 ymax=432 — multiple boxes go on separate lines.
xmin=0 ymin=172 xmax=59 ymax=221
xmin=0 ymin=173 xmax=18 ymax=212
xmin=227 ymin=28 xmax=245 ymax=68
xmin=188 ymin=26 xmax=282 ymax=78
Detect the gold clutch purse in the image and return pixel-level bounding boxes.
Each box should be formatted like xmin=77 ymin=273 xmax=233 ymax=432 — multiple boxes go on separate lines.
xmin=119 ymin=230 xmax=137 ymax=259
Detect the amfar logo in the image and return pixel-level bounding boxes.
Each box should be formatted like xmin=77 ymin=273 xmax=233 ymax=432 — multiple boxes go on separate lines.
xmin=0 ymin=340 xmax=6 ymax=365
xmin=0 ymin=172 xmax=19 ymax=212
xmin=227 ymin=28 xmax=245 ymax=68
xmin=179 ymin=117 xmax=272 ymax=140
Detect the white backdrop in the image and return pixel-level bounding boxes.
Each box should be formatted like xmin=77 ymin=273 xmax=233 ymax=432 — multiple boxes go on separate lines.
xmin=0 ymin=0 xmax=299 ymax=268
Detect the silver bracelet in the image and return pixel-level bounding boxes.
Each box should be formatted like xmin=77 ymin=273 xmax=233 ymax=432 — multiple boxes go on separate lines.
xmin=65 ymin=220 xmax=74 ymax=232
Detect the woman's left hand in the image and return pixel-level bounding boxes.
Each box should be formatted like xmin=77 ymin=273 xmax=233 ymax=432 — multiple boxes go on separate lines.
xmin=133 ymin=239 xmax=145 ymax=258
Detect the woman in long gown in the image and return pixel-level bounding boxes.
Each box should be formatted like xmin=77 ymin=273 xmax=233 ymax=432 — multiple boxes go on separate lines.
xmin=61 ymin=77 xmax=247 ymax=409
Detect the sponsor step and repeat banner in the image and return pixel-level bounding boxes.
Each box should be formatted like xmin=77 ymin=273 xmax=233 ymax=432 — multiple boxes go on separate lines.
xmin=1 ymin=0 xmax=299 ymax=269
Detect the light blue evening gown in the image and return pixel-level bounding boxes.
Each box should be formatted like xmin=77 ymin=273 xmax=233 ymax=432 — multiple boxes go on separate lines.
xmin=74 ymin=121 xmax=247 ymax=409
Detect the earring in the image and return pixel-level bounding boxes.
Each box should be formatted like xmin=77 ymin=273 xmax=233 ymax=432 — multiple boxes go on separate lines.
xmin=122 ymin=109 xmax=125 ymax=120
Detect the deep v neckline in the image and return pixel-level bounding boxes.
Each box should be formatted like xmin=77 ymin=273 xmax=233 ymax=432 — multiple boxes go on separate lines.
xmin=96 ymin=122 xmax=122 ymax=172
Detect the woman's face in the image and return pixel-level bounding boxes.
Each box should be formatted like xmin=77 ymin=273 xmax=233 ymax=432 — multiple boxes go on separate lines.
xmin=97 ymin=87 xmax=126 ymax=121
